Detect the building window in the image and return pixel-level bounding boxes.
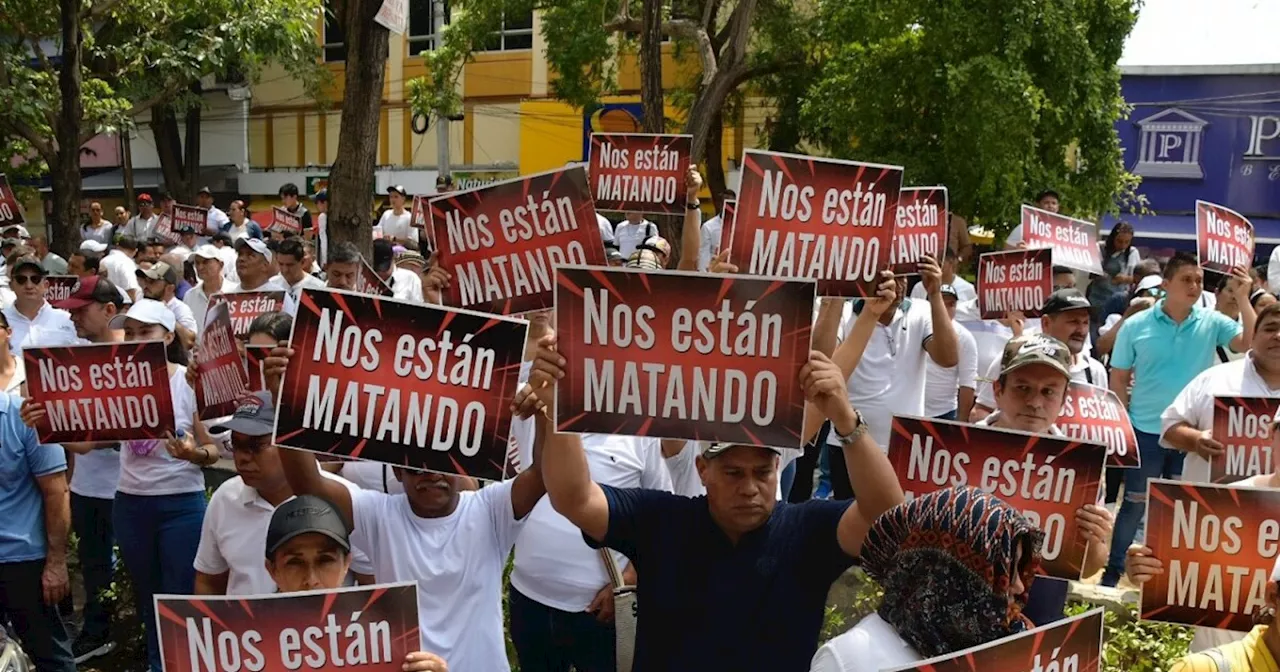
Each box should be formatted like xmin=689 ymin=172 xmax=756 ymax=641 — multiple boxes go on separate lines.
xmin=323 ymin=2 xmax=346 ymax=63
xmin=479 ymin=10 xmax=533 ymax=51
xmin=408 ymin=0 xmax=451 ymax=55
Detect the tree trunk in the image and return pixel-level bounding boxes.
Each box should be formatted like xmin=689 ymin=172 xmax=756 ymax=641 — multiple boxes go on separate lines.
xmin=639 ymin=0 xmax=665 ymax=133
xmin=705 ymin=106 xmax=726 ymax=207
xmin=152 ymin=104 xmax=192 ymax=202
xmin=327 ymin=0 xmax=389 ymax=258
xmin=50 ymin=0 xmax=84 ymax=257
xmin=184 ymin=81 xmax=203 ymax=196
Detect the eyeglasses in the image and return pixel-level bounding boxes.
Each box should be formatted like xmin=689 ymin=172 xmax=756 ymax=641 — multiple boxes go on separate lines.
xmin=12 ymin=274 xmax=44 ymax=286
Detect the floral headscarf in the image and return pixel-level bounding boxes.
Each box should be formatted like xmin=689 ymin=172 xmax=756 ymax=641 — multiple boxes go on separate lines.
xmin=860 ymin=485 xmax=1045 ymax=659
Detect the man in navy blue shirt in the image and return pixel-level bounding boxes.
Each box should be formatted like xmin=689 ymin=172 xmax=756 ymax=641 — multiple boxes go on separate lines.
xmin=522 ymin=342 xmax=904 ymax=672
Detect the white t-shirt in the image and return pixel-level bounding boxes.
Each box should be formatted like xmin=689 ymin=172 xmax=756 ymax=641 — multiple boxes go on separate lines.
xmin=205 ymin=206 xmax=231 ymax=235
xmin=613 ymin=220 xmax=657 ymax=258
xmin=976 ymin=351 xmax=1108 ymax=411
xmin=122 ymin=214 xmax=159 ymax=240
xmin=184 ymin=281 xmax=221 ymax=332
xmin=1159 ymin=355 xmax=1280 ymax=483
xmin=374 ymin=209 xmax=415 ymax=243
xmin=909 ymin=275 xmax=977 ymax=304
xmin=596 ymin=214 xmax=615 ymax=251
xmin=102 ymin=250 xmax=141 ymax=300
xmin=193 ymin=472 xmax=374 ymax=595
xmin=351 ymin=481 xmax=523 ymax=671
xmin=222 ymin=276 xmax=297 ymax=317
xmin=698 ymin=214 xmax=723 ymax=271
xmin=835 ymin=299 xmax=936 ymax=449
xmin=511 ymin=434 xmax=672 ymax=612
xmin=71 ymin=446 xmax=121 ymax=500
xmin=117 ymin=367 xmax=203 ymax=496
xmin=922 ymin=320 xmax=978 ymax=416
xmin=810 ymin=613 xmax=922 ymax=672
xmin=388 ymin=267 xmax=424 ymax=303
xmin=166 ymin=297 xmax=198 ymax=334
xmin=279 ymin=272 xmax=326 ymax=302
xmin=226 ymin=223 xmax=251 ymax=242
xmin=958 ymin=318 xmax=1015 ymax=381
xmin=215 ymin=246 xmax=240 ymax=283
xmin=3 ymin=302 xmax=76 ymax=355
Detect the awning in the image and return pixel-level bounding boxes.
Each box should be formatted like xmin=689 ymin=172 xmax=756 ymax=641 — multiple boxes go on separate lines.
xmin=38 ymin=168 xmax=165 ymax=193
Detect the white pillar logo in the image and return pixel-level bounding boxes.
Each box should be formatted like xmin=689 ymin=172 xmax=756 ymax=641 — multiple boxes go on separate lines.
xmin=1134 ymin=108 xmax=1208 ymax=180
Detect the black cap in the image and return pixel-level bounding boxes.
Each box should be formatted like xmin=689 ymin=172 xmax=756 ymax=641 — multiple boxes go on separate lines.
xmin=1042 ymin=288 xmax=1092 ymax=315
xmin=387 ymin=185 xmax=407 ymax=196
xmin=372 ymin=239 xmax=394 ymax=272
xmin=11 ymin=255 xmax=44 ymax=275
xmin=265 ymin=495 xmax=351 ymax=559
xmin=197 ymin=186 xmax=213 ymax=196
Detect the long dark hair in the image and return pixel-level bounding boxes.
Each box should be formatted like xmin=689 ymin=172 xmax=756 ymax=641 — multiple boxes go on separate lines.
xmin=1104 ymin=222 xmax=1135 ymax=257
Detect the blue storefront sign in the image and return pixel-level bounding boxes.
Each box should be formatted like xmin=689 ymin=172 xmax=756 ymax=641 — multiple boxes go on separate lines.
xmin=1105 ymin=68 xmax=1280 ymax=260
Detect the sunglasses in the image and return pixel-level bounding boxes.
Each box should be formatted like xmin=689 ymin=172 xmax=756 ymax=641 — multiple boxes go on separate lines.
xmin=12 ymin=274 xmax=44 ymax=286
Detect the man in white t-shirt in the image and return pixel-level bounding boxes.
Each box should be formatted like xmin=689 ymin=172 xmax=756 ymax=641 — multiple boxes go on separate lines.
xmin=121 ymin=193 xmax=159 ymax=240
xmin=136 ymin=262 xmax=197 ymax=348
xmin=1117 ymin=302 xmax=1280 ymax=654
xmin=101 ymin=236 xmax=142 ymax=303
xmin=612 ymin=213 xmax=659 ymax=259
xmin=509 ymin=433 xmax=672 ymax=670
xmin=824 ymin=260 xmax=958 ymax=498
xmin=274 ymin=374 xmax=549 ymax=671
xmin=194 ymin=393 xmax=373 ymax=596
xmin=272 ymin=238 xmax=325 ymax=302
xmin=374 ymin=185 xmax=417 ymax=249
xmin=226 ymin=238 xmax=289 ymax=294
xmin=372 ymin=239 xmax=423 ymax=303
xmin=4 ymin=255 xmax=77 ymax=355
xmin=184 ymin=245 xmax=225 ymax=332
xmin=909 ymin=248 xmax=975 ymax=304
xmin=196 ymin=187 xmax=230 ymax=239
xmin=973 ymin=289 xmax=1108 ymax=419
xmin=696 ymin=189 xmax=735 ymax=271
xmin=921 ymin=285 xmax=978 ymax=421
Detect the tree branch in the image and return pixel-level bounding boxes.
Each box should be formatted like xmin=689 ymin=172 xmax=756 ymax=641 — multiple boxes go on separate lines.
xmin=79 ymin=78 xmax=185 ymax=145
xmin=601 ymin=14 xmax=717 ymax=86
xmin=0 ymin=119 xmax=55 ymax=159
xmin=81 ymin=0 xmax=123 ymax=21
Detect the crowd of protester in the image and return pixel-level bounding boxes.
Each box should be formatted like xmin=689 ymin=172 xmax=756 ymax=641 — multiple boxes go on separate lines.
xmin=2 ymin=172 xmax=1279 ymax=672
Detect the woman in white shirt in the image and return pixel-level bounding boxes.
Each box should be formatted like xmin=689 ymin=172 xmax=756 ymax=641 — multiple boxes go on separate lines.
xmin=0 ymin=312 xmax=26 ymax=393
xmin=812 ymin=486 xmax=1043 ymax=672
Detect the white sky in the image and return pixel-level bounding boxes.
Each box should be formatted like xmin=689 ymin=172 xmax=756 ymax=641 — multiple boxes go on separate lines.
xmin=1120 ymin=0 xmax=1280 ymax=66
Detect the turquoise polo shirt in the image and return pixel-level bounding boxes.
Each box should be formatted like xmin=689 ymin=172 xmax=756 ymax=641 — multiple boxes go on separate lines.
xmin=0 ymin=392 xmax=67 ymax=563
xmin=1111 ymin=300 xmax=1242 ymax=434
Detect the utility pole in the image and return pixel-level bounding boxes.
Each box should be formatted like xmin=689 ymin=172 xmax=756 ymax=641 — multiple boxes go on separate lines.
xmin=434 ymin=0 xmax=451 ymax=185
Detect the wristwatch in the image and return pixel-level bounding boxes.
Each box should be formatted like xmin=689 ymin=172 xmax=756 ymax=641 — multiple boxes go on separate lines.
xmin=832 ymin=408 xmax=868 ymax=447
xmin=686 ymin=199 xmax=701 ymax=210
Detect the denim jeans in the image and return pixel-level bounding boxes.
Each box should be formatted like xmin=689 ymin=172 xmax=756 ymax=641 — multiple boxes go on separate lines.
xmin=113 ymin=491 xmax=206 ymax=672
xmin=934 ymin=409 xmax=958 ymax=420
xmin=1103 ymin=429 xmax=1186 ymax=584
xmin=509 ymin=585 xmax=616 ymax=672
xmin=71 ymin=493 xmax=115 ymax=641
xmin=0 ymin=559 xmax=76 ymax=672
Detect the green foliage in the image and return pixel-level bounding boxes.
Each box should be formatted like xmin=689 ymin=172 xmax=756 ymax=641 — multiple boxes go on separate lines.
xmin=758 ymin=0 xmax=1143 ymax=231
xmin=1065 ymin=601 xmax=1193 ymax=672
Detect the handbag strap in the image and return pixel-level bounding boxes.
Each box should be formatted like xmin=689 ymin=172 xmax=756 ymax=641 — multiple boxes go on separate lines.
xmin=598 ymin=548 xmax=626 ymax=589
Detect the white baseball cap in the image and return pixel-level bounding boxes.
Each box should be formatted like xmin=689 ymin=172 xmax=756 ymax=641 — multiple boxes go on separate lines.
xmin=1135 ymin=275 xmax=1163 ymax=294
xmin=79 ymin=240 xmax=108 ymax=254
xmin=191 ymin=244 xmax=222 ymax=262
xmin=109 ymin=298 xmax=176 ymax=332
xmin=234 ymin=237 xmax=273 ymax=263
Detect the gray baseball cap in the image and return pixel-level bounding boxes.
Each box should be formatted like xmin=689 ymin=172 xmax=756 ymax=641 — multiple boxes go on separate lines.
xmin=211 ymin=391 xmax=275 ymax=437
xmin=700 ymin=442 xmax=783 ymax=459
xmin=265 ymin=495 xmax=350 ymax=558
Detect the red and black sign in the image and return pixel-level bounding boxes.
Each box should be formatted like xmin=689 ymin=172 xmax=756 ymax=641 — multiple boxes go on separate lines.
xmin=1059 ymin=382 xmax=1141 ymax=468
xmin=357 ymin=260 xmax=393 ymax=296
xmin=411 ymin=195 xmax=428 ymax=228
xmin=1142 ymin=479 xmax=1280 ymax=631
xmin=0 ymin=175 xmax=26 ymax=226
xmin=243 ymin=344 xmax=271 ymax=393
xmin=25 ymin=340 xmax=176 ymax=443
xmin=209 ymin=291 xmax=286 ymax=338
xmin=731 ymin=150 xmax=902 ymax=297
xmin=554 ymin=266 xmax=816 ymax=449
xmin=1021 ymin=205 xmax=1104 ymax=276
xmin=44 ymin=275 xmax=79 ymax=304
xmin=195 ymin=303 xmax=251 ymax=420
xmin=1210 ymin=396 xmax=1279 ymax=483
xmin=884 ymin=608 xmax=1103 ymax=672
xmin=891 ymin=187 xmax=948 ymax=276
xmin=1197 ymin=200 xmax=1254 ymax=275
xmin=153 ymin=211 xmax=182 ymax=246
xmin=429 ymin=166 xmax=605 ymax=315
xmin=271 ymin=206 xmax=303 ymax=235
xmin=172 ymin=204 xmax=207 ymax=235
xmin=977 ymin=249 xmax=1053 ymax=319
xmin=886 ymin=416 xmax=1106 ymax=580
xmin=588 ymin=133 xmax=692 ymax=214
xmin=156 ymin=582 xmax=419 ymax=672
xmin=719 ymin=199 xmax=737 ymax=260
xmin=274 ymin=288 xmax=528 ymax=481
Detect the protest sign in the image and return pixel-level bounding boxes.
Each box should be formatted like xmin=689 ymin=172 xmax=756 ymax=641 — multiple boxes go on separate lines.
xmin=1021 ymin=205 xmax=1104 ymax=276
xmin=154 ymin=211 xmax=182 ymax=246
xmin=25 ymin=340 xmax=176 ymax=443
xmin=891 ymin=187 xmax=948 ymax=275
xmin=209 ymin=291 xmax=286 ymax=338
xmin=0 ymin=175 xmax=25 ymax=226
xmin=243 ymin=345 xmax=271 ymax=393
xmin=886 ymin=416 xmax=1106 ymax=580
xmin=172 ymin=204 xmax=207 ymax=235
xmin=356 ymin=260 xmax=393 ymax=296
xmin=271 ymin=206 xmax=303 ymax=235
xmin=1210 ymin=396 xmax=1279 ymax=484
xmin=730 ymin=150 xmax=903 ymax=297
xmin=411 ymin=195 xmax=428 ymax=228
xmin=156 ymin=582 xmax=419 ymax=672
xmin=44 ymin=275 xmax=79 ymax=304
xmin=195 ymin=303 xmax=251 ymax=420
xmin=1197 ymin=200 xmax=1254 ymax=275
xmin=719 ymin=199 xmax=737 ymax=259
xmin=429 ymin=165 xmax=605 ymax=315
xmin=1058 ymin=382 xmax=1141 ymax=468
xmin=274 ymin=288 xmax=528 ymax=481
xmin=1141 ymin=479 xmax=1280 ymax=631
xmin=588 ymin=133 xmax=693 ymax=214
xmin=885 ymin=608 xmax=1104 ymax=672
xmin=554 ymin=266 xmax=816 ymax=449
xmin=977 ymin=249 xmax=1053 ymax=319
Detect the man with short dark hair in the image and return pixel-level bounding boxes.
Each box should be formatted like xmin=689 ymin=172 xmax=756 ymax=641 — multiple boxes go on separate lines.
xmin=137 ymin=262 xmax=197 ymax=346
xmin=374 ymin=185 xmax=417 ymax=249
xmin=1053 ymin=265 xmax=1077 ymax=290
xmin=279 ymin=183 xmax=313 ymax=239
xmin=1101 ymin=252 xmax=1255 ymax=586
xmin=101 ymin=236 xmax=141 ymax=303
xmin=373 ymin=239 xmax=423 ymax=302
xmin=196 ymin=187 xmax=229 ymax=239
xmin=33 ymin=236 xmax=67 ymax=275
xmin=324 ymin=241 xmax=362 ymax=291
xmin=1004 ymin=188 xmax=1063 ymax=249
xmin=274 ymin=238 xmax=325 ymax=300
